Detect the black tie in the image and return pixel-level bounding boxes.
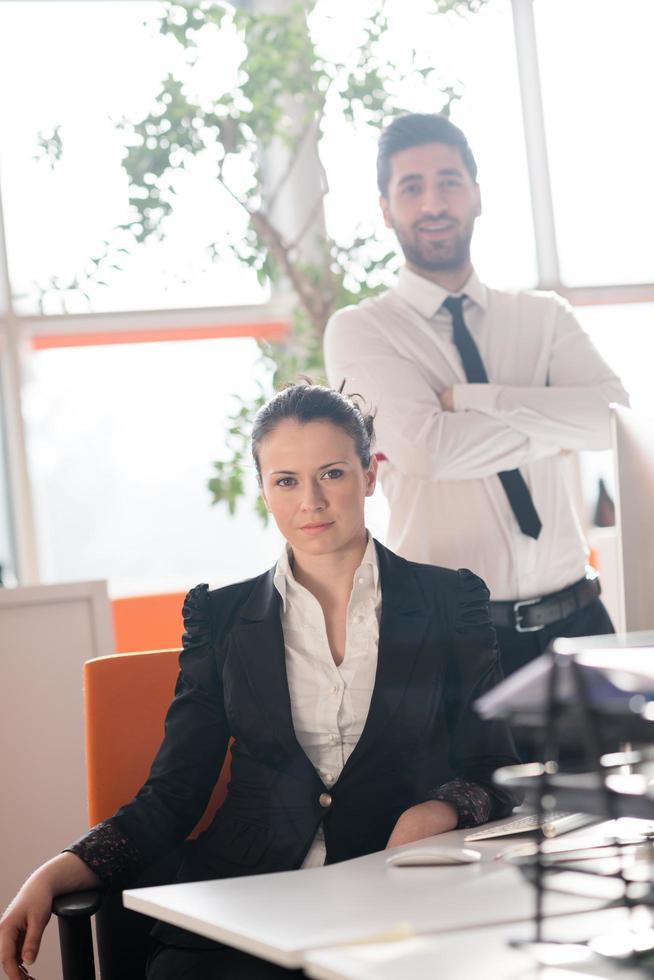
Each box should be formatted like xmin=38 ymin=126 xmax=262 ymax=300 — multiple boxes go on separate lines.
xmin=442 ymin=295 xmax=542 ymax=540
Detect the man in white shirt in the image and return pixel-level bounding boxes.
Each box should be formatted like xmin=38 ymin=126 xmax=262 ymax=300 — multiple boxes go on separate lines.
xmin=324 ymin=112 xmax=629 ymax=679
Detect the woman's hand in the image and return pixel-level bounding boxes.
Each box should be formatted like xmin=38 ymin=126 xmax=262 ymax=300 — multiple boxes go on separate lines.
xmin=0 ymin=874 xmax=53 ymax=979
xmin=386 ymin=800 xmax=458 ymax=849
xmin=0 ymin=853 xmax=100 ymax=980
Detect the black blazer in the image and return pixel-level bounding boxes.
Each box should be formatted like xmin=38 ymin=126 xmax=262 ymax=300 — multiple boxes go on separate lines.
xmin=73 ymin=542 xmax=519 ymax=943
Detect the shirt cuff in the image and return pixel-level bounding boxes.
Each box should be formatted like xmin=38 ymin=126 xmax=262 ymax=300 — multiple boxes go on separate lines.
xmin=427 ymin=777 xmax=492 ymax=829
xmin=64 ymin=821 xmax=140 ymax=887
xmin=452 ymin=383 xmax=501 ymax=416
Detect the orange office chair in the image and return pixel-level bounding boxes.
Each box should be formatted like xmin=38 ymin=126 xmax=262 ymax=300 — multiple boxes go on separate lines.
xmin=111 ymin=592 xmax=187 ymax=654
xmin=53 ymin=649 xmax=232 ymax=980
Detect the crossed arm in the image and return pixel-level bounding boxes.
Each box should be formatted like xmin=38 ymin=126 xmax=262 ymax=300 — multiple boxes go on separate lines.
xmin=325 ymin=304 xmax=629 ymax=479
xmin=442 ymin=303 xmax=629 ymax=450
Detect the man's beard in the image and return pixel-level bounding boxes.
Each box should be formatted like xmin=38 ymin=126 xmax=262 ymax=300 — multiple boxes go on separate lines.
xmin=394 ymin=223 xmax=473 ymax=273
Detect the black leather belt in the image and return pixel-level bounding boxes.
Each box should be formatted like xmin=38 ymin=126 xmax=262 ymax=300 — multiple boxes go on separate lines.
xmin=490 ymin=573 xmax=601 ymax=633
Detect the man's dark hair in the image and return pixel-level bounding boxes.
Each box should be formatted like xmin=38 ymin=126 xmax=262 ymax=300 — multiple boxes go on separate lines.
xmin=251 ymin=381 xmax=375 ymax=480
xmin=377 ymin=113 xmax=478 ymax=196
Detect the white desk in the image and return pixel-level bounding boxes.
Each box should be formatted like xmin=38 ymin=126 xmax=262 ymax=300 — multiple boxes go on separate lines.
xmin=123 ymin=824 xmax=610 ymax=968
xmin=303 ymin=907 xmax=654 ymax=980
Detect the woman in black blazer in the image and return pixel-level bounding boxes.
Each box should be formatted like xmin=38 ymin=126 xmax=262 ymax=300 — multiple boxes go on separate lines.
xmin=0 ymin=383 xmax=519 ymax=980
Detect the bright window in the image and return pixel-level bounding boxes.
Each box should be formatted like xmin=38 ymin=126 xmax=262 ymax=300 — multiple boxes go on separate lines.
xmin=0 ymin=1 xmax=266 ymax=315
xmin=535 ymin=0 xmax=654 ymax=286
xmin=24 ymin=337 xmax=283 ymax=594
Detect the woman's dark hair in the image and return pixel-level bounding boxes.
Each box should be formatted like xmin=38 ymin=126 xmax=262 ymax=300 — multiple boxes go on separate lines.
xmin=377 ymin=113 xmax=478 ymax=197
xmin=251 ymin=381 xmax=375 ymax=480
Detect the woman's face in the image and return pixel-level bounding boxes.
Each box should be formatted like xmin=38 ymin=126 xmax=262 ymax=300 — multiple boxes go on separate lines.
xmin=258 ymin=418 xmax=377 ymax=560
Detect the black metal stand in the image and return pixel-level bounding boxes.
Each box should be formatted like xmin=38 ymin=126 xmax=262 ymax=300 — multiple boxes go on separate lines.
xmin=508 ymin=644 xmax=654 ymax=966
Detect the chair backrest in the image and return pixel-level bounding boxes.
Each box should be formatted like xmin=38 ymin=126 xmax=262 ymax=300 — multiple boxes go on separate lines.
xmin=83 ymin=648 xmax=231 ymax=834
xmin=111 ymin=592 xmax=187 ymax=654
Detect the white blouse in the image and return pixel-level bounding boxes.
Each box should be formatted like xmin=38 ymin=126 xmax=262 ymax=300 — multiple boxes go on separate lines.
xmin=273 ymin=534 xmax=381 ymax=868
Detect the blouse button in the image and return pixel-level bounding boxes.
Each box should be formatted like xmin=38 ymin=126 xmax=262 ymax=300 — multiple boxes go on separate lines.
xmin=319 ymin=792 xmax=333 ymax=808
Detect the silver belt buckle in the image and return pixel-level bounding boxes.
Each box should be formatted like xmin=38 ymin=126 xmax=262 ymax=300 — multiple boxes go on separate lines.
xmin=513 ymin=597 xmax=545 ymax=633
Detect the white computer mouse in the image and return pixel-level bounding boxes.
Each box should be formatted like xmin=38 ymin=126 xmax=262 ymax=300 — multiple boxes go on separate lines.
xmin=386 ymin=846 xmax=482 ymax=867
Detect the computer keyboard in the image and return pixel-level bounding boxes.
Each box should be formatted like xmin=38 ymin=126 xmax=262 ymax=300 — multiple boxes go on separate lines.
xmin=464 ymin=811 xmax=594 ymax=842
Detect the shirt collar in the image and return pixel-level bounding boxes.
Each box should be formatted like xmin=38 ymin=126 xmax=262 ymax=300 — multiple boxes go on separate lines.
xmin=395 ymin=265 xmax=488 ymax=319
xmin=273 ymin=543 xmax=293 ymax=611
xmin=273 ymin=533 xmax=379 ymax=612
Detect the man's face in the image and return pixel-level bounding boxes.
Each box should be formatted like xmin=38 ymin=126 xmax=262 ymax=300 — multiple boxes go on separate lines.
xmin=380 ymin=142 xmax=481 ymax=276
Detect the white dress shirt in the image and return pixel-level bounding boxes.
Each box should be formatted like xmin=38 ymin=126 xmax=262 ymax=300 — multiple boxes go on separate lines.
xmin=274 ymin=535 xmax=381 ymax=868
xmin=324 ymin=267 xmax=629 ymax=601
